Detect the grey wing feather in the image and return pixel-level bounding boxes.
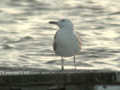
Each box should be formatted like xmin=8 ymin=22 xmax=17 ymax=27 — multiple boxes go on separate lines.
xmin=53 ymin=32 xmax=57 ymax=52
xmin=75 ymin=31 xmax=82 ymax=49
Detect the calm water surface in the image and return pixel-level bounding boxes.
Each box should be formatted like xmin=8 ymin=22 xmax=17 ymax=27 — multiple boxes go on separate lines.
xmin=0 ymin=0 xmax=120 ymax=72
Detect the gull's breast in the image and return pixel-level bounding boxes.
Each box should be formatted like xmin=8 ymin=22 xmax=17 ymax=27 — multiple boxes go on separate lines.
xmin=54 ymin=30 xmax=81 ymax=57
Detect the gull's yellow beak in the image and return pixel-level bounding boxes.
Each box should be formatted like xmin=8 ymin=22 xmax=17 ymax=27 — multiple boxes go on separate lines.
xmin=49 ymin=21 xmax=58 ymax=25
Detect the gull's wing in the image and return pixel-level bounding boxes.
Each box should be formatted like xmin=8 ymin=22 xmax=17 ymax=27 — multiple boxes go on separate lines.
xmin=75 ymin=31 xmax=82 ymax=49
xmin=53 ymin=32 xmax=57 ymax=52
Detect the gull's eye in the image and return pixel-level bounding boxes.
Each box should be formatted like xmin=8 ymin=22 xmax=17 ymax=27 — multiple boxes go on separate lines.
xmin=61 ymin=19 xmax=65 ymax=22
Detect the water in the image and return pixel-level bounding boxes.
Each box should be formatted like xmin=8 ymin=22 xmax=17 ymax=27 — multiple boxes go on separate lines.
xmin=0 ymin=0 xmax=120 ymax=72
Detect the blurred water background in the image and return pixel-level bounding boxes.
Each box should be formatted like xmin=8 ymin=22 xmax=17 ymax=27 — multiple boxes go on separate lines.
xmin=0 ymin=0 xmax=120 ymax=72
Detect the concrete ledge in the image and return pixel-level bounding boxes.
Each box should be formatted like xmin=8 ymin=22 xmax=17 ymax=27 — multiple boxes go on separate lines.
xmin=0 ymin=70 xmax=119 ymax=87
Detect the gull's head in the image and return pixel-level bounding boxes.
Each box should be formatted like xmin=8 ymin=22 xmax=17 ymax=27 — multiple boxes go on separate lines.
xmin=49 ymin=19 xmax=73 ymax=29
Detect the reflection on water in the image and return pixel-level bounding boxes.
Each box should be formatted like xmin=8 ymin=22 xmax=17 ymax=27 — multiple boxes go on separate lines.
xmin=0 ymin=0 xmax=120 ymax=71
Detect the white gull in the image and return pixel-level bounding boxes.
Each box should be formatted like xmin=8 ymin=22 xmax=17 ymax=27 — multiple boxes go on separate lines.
xmin=49 ymin=19 xmax=81 ymax=71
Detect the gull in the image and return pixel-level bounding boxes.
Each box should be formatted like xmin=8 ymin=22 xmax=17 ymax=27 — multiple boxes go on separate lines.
xmin=49 ymin=19 xmax=81 ymax=71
